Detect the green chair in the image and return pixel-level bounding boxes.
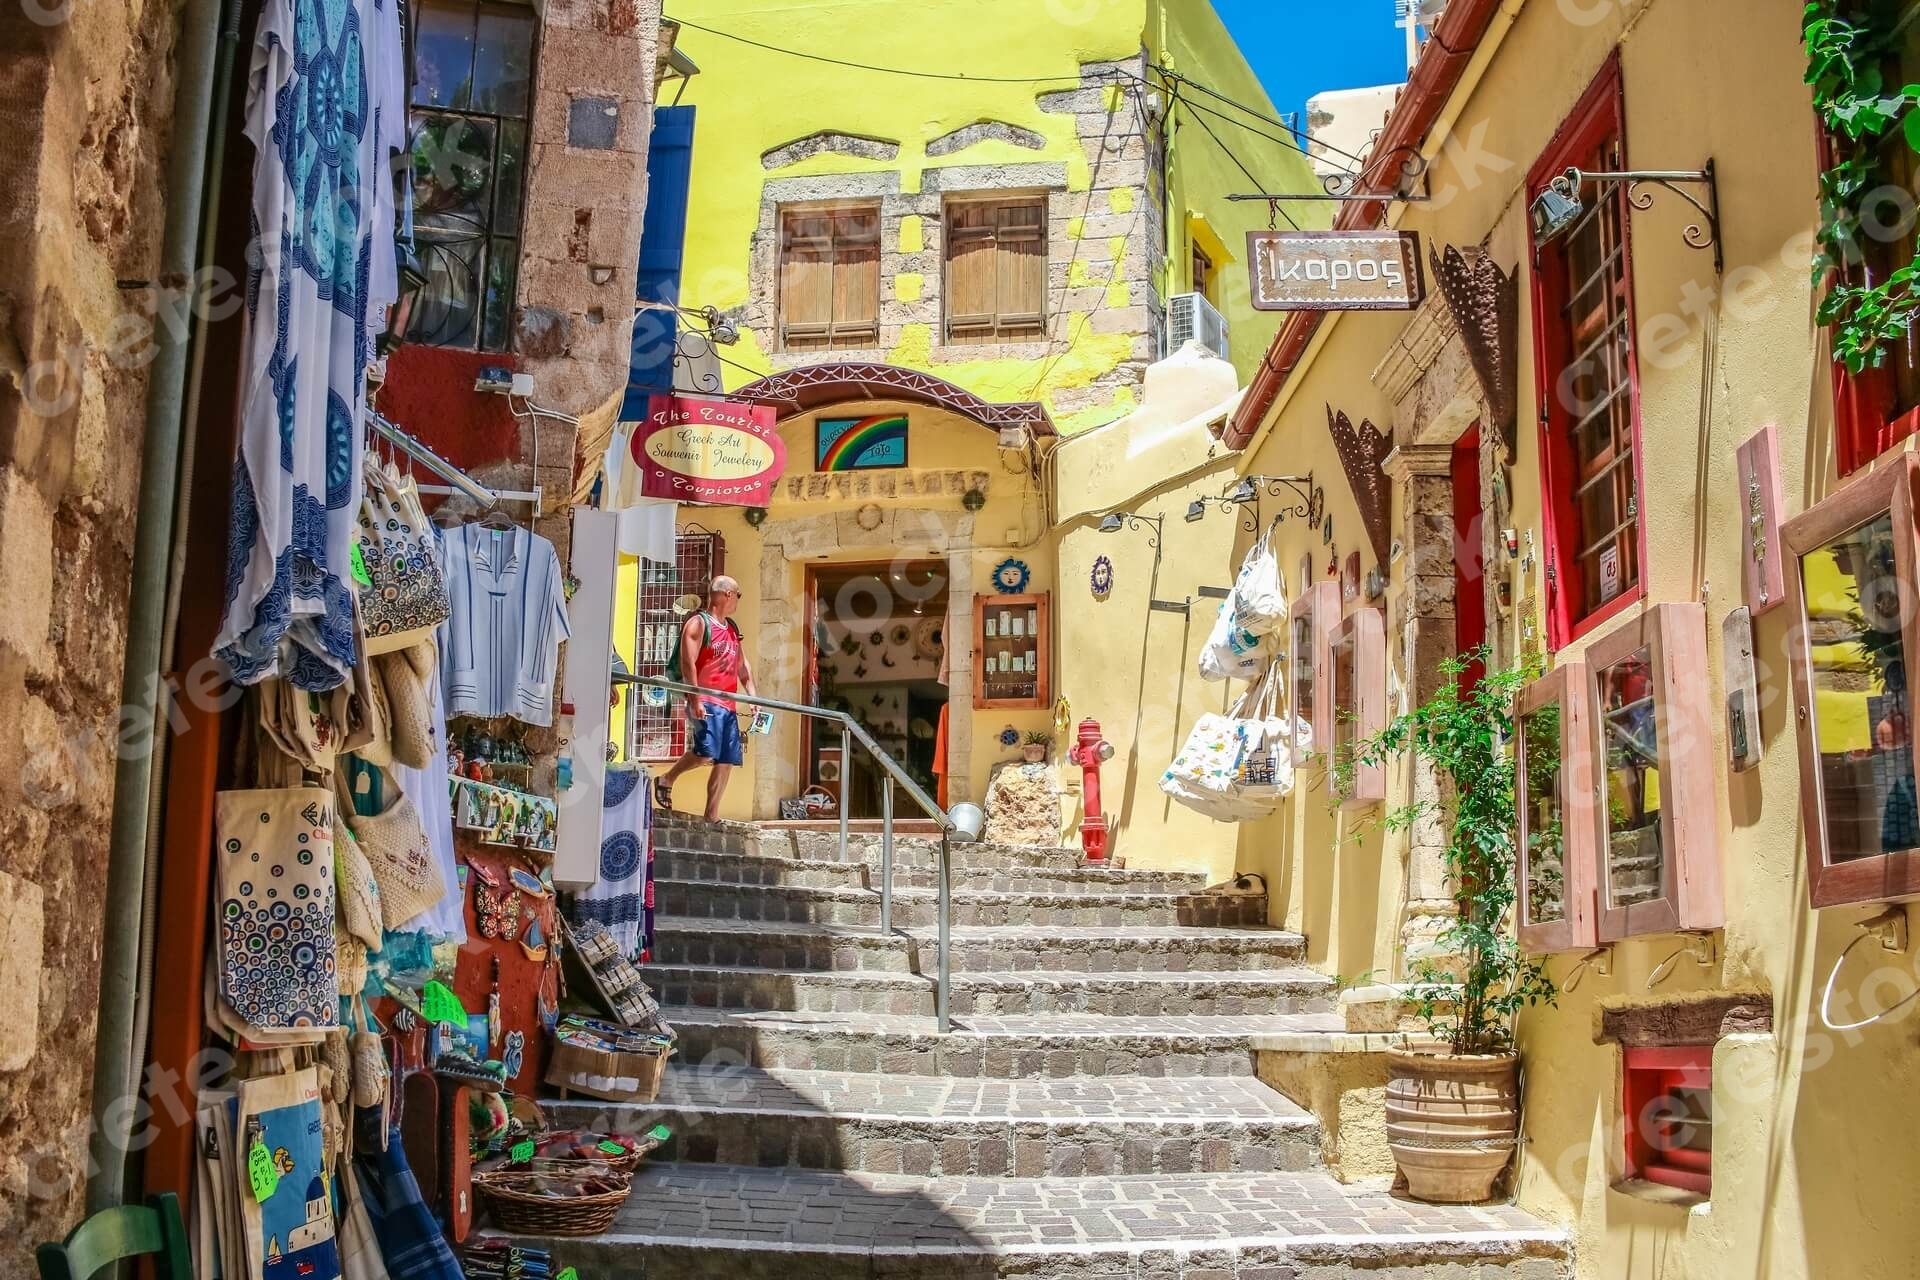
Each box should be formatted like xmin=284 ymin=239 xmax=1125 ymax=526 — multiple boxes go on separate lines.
xmin=35 ymin=1192 xmax=191 ymax=1280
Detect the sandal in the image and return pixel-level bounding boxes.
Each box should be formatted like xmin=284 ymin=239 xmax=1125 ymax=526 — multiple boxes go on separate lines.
xmin=652 ymin=776 xmax=674 ymax=812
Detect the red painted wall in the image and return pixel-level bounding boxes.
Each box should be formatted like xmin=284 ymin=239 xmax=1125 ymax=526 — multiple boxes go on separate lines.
xmin=378 ymin=343 xmax=525 ymax=475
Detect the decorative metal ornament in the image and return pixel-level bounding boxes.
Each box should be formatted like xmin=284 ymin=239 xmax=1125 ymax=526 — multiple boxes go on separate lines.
xmin=1430 ymin=244 xmax=1520 ymax=456
xmin=1089 ymin=555 xmax=1115 ymax=597
xmin=869 ymin=631 xmax=885 ymax=646
xmin=889 ymin=623 xmax=911 ymax=646
xmin=1326 ymin=406 xmax=1393 ymax=567
xmin=855 ymin=502 xmax=885 ymax=532
xmin=992 ymin=558 xmax=1030 ymax=594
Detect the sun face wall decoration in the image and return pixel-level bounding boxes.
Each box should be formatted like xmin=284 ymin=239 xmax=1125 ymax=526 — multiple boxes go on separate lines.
xmin=992 ymin=558 xmax=1030 ymax=594
xmin=1090 ymin=555 xmax=1114 ymax=598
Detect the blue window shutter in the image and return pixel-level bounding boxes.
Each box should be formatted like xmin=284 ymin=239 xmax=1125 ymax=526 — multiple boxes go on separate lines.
xmin=622 ymin=105 xmax=696 ymax=419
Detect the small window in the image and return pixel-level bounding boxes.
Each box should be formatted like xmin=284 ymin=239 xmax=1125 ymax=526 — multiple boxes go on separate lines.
xmin=1824 ymin=6 xmax=1920 ymax=475
xmin=1289 ymin=582 xmax=1340 ymax=754
xmin=1586 ymin=602 xmax=1723 ymax=939
xmin=1783 ymin=454 xmax=1920 ymax=907
xmin=1330 ymin=607 xmax=1385 ymax=807
xmin=408 ymin=0 xmax=538 ymax=351
xmin=944 ymin=197 xmax=1047 ymax=344
xmin=779 ymin=206 xmax=881 ymax=351
xmin=1529 ymin=55 xmax=1644 ymax=645
xmin=1192 ymin=243 xmax=1215 ymax=301
xmin=1516 ymin=662 xmax=1600 ymax=952
xmin=629 ymin=529 xmax=725 ymax=762
xmin=1622 ymin=1046 xmax=1712 ymax=1197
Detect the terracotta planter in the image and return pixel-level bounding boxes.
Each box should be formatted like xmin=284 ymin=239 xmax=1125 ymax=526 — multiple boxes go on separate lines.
xmin=1021 ymin=744 xmax=1048 ymax=763
xmin=1385 ymin=1043 xmax=1519 ymax=1203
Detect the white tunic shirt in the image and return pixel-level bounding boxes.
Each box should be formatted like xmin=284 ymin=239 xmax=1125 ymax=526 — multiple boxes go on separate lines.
xmin=439 ymin=524 xmax=571 ymax=726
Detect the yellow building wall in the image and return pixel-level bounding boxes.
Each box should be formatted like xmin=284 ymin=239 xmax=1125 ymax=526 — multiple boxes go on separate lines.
xmin=1226 ymin=1 xmax=1920 ymax=1276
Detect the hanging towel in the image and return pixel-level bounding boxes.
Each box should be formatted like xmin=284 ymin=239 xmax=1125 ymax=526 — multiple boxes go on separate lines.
xmin=215 ymin=0 xmax=402 ymax=690
xmin=352 ymin=1121 xmax=463 ymax=1280
xmin=571 ymin=764 xmax=652 ymax=961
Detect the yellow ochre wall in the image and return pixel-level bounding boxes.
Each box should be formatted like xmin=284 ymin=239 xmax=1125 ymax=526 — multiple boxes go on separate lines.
xmin=1228 ymin=1 xmax=1920 ymax=1276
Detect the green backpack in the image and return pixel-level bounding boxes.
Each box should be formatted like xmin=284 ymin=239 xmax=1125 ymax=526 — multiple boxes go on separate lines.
xmin=665 ymin=612 xmax=740 ymax=685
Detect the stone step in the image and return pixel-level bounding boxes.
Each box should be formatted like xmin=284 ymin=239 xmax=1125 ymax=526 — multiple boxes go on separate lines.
xmin=653 ymin=844 xmax=1215 ymax=894
xmin=649 ymin=920 xmax=1309 ymax=975
xmin=654 ymin=815 xmax=1091 ymax=872
xmin=484 ymin=1165 xmax=1572 ymax=1279
xmin=653 ymin=879 xmax=1269 ymax=929
xmin=663 ymin=1008 xmax=1346 ymax=1079
xmin=544 ymin=1066 xmax=1320 ymax=1177
xmin=640 ymin=964 xmax=1333 ymax=1019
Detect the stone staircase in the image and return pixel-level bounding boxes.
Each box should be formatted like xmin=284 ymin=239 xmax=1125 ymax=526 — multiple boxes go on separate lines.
xmin=499 ymin=815 xmax=1571 ymax=1278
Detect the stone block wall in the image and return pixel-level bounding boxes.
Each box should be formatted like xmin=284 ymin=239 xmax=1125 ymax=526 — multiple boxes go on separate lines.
xmin=0 ymin=0 xmax=180 ymax=1266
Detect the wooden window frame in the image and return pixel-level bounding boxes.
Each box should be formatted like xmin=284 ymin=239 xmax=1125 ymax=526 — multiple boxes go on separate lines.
xmin=972 ymin=592 xmax=1051 ymax=710
xmin=1192 ymin=242 xmax=1215 ymax=301
xmin=1529 ymin=53 xmax=1648 ymax=648
xmin=777 ymin=203 xmax=882 ymax=352
xmin=1330 ymin=607 xmax=1386 ymax=808
xmin=1515 ymin=661 xmax=1601 ymax=953
xmin=1782 ymin=453 xmax=1920 ymax=907
xmin=1586 ymin=602 xmax=1723 ymax=940
xmin=1622 ymin=1045 xmax=1713 ymax=1197
xmin=1289 ymin=581 xmax=1340 ymax=753
xmin=942 ymin=194 xmax=1049 ymax=346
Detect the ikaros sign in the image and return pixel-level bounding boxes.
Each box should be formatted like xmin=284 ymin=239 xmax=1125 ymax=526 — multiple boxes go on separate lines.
xmin=1246 ymin=230 xmax=1425 ymax=312
xmin=634 ymin=395 xmax=787 ymax=507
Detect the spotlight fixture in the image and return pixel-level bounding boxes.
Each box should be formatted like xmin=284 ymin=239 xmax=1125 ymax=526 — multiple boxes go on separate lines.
xmin=1229 ymin=479 xmax=1258 ymax=505
xmin=1185 ymin=500 xmax=1206 ymax=523
xmin=1099 ymin=513 xmax=1124 ymax=533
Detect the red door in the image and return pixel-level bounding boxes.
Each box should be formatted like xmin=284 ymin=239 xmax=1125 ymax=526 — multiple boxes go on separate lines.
xmin=1452 ymin=425 xmax=1487 ymax=690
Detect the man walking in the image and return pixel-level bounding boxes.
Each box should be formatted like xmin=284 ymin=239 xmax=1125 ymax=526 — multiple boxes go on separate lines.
xmin=656 ymin=575 xmax=755 ymax=820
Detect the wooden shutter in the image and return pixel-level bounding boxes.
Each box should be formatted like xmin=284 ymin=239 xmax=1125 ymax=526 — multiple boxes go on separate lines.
xmin=946 ymin=203 xmax=999 ymax=344
xmin=994 ymin=201 xmax=1045 ymax=337
xmin=945 ymin=199 xmax=1046 ymax=344
xmin=780 ymin=209 xmax=879 ymax=351
xmin=832 ymin=210 xmax=879 ymax=348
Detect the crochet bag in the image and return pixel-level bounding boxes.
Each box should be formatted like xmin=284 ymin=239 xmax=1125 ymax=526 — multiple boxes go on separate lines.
xmin=357 ymin=462 xmax=450 ymax=656
xmin=337 ymin=768 xmax=445 ymax=932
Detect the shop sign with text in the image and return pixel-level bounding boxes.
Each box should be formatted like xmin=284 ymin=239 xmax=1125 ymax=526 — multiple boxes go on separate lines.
xmin=634 ymin=395 xmax=787 ymax=507
xmin=1246 ymin=230 xmax=1425 ymax=311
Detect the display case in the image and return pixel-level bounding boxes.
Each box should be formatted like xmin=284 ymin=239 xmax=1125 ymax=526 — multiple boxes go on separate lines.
xmin=1515 ymin=661 xmax=1600 ymax=952
xmin=973 ymin=593 xmax=1051 ymax=709
xmin=1330 ymin=606 xmax=1386 ymax=807
xmin=1586 ymin=602 xmax=1722 ymax=939
xmin=1783 ymin=454 xmax=1920 ymax=907
xmin=1290 ymin=582 xmax=1341 ymax=753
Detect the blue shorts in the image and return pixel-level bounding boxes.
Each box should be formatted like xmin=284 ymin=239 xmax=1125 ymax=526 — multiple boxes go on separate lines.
xmin=690 ymin=705 xmax=744 ymax=766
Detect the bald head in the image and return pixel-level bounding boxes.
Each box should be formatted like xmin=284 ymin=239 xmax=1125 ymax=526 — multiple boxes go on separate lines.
xmin=708 ymin=575 xmax=741 ymax=620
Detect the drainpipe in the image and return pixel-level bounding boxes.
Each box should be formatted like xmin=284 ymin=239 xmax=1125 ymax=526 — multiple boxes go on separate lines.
xmin=85 ymin=0 xmax=231 ymax=1214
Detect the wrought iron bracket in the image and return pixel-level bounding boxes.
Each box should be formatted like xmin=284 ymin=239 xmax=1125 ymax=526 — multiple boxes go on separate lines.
xmin=1230 ymin=474 xmax=1325 ymax=535
xmin=1559 ymin=161 xmax=1722 ymax=274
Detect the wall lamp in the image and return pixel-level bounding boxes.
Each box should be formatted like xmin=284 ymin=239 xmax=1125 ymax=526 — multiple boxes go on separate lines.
xmin=1530 ymin=160 xmax=1721 ymax=274
xmin=1098 ymin=511 xmax=1163 ymax=548
xmin=1185 ymin=475 xmax=1325 ymax=536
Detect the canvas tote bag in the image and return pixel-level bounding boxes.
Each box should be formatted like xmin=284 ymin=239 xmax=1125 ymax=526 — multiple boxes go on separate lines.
xmin=214 ymin=788 xmax=341 ymax=1035
xmin=357 ymin=461 xmax=450 ymax=655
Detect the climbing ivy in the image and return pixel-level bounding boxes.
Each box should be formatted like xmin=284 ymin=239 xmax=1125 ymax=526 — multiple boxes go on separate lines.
xmin=1806 ymin=1 xmax=1920 ymax=372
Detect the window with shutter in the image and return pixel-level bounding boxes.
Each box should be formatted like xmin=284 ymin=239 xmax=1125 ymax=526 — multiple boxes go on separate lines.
xmin=944 ymin=197 xmax=1047 ymax=344
xmin=779 ymin=207 xmax=880 ymax=352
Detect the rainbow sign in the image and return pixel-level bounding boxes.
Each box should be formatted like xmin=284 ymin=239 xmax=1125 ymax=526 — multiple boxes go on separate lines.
xmin=817 ymin=415 xmax=909 ymax=471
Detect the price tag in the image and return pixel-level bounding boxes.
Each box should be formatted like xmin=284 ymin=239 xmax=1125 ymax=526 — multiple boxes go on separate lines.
xmin=597 ymin=1139 xmax=628 ymax=1155
xmin=509 ymin=1140 xmax=535 ymax=1164
xmin=556 ymin=1269 xmax=578 ymax=1280
xmin=646 ymin=1124 xmax=672 ymax=1142
xmin=350 ymin=541 xmax=373 ymax=588
xmin=247 ymin=1140 xmax=279 ymax=1202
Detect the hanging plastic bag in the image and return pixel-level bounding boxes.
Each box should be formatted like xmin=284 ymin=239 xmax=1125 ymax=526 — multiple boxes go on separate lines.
xmin=1199 ymin=600 xmax=1276 ymax=682
xmin=1230 ymin=522 xmax=1290 ymax=635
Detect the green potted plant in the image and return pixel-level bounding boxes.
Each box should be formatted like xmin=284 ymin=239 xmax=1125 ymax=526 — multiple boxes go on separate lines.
xmin=1332 ymin=646 xmax=1556 ymax=1203
xmin=1020 ymin=731 xmax=1052 ymax=764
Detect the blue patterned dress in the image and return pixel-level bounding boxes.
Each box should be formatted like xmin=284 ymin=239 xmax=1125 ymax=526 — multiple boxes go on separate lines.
xmin=216 ymin=0 xmax=404 ymax=690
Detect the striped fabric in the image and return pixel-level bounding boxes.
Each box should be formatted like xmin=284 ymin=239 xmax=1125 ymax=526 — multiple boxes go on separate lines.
xmin=437 ymin=524 xmax=571 ymax=726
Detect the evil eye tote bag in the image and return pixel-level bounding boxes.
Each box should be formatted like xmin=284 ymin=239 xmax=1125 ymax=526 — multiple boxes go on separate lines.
xmin=214 ymin=787 xmax=341 ymax=1035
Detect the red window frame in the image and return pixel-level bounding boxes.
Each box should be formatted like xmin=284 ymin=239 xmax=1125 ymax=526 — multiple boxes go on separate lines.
xmin=1529 ymin=53 xmax=1647 ymax=649
xmin=1622 ymin=1045 xmax=1712 ymax=1196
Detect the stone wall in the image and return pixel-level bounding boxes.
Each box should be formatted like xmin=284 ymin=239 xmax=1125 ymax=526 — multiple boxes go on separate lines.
xmin=0 ymin=0 xmax=180 ymax=1264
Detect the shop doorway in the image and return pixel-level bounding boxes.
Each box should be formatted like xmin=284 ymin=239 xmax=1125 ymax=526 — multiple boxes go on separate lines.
xmin=805 ymin=561 xmax=950 ymax=818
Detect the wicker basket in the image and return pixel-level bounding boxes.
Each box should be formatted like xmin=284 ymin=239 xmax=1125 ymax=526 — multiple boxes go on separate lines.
xmin=528 ymin=1131 xmax=666 ymax=1175
xmin=474 ymin=1166 xmax=633 ymax=1236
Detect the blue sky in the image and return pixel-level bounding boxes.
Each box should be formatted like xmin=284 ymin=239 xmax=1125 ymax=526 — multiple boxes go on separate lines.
xmin=1213 ymin=0 xmax=1409 ymax=126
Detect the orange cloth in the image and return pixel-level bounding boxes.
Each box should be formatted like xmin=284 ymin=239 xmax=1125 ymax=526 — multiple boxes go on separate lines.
xmin=932 ymin=703 xmax=950 ymax=808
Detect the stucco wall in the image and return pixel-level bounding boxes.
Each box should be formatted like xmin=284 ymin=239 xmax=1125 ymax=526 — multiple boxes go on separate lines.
xmin=1228 ymin=0 xmax=1920 ymax=1276
xmin=0 ymin=0 xmax=179 ymax=1264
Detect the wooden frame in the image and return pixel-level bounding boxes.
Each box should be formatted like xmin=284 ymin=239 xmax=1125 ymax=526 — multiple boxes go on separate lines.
xmin=1515 ymin=661 xmax=1601 ymax=952
xmin=777 ymin=202 xmax=882 ymax=352
xmin=1289 ymin=581 xmax=1340 ymax=752
xmin=1329 ymin=607 xmax=1386 ymax=807
xmin=1528 ymin=52 xmax=1648 ymax=648
xmin=1735 ymin=425 xmax=1788 ymax=615
xmin=972 ymin=592 xmax=1051 ymax=710
xmin=1586 ymin=602 xmax=1723 ymax=939
xmin=1782 ymin=454 xmax=1920 ymax=907
xmin=1621 ymin=1045 xmax=1713 ymax=1196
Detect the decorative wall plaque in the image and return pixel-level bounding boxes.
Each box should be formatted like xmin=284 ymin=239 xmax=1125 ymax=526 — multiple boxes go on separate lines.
xmin=1430 ymin=244 xmax=1520 ymax=456
xmin=1327 ymin=407 xmax=1394 ymax=568
xmin=1734 ymin=424 xmax=1787 ymax=615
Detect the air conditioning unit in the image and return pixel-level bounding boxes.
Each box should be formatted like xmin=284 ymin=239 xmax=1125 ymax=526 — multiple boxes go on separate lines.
xmin=1165 ymin=291 xmax=1230 ymax=362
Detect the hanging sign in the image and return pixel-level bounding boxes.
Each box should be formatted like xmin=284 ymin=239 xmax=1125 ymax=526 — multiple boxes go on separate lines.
xmin=1247 ymin=230 xmax=1425 ymax=312
xmin=633 ymin=395 xmax=787 ymax=507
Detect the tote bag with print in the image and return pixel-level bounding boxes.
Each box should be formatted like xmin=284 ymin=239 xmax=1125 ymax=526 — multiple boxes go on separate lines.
xmin=357 ymin=462 xmax=450 ymax=655
xmin=215 ymin=788 xmax=341 ymax=1034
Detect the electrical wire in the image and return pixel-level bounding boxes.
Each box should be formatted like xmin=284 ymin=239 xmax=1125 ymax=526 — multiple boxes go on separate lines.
xmin=1145 ymin=64 xmax=1375 ymax=173
xmin=666 ymin=15 xmax=1090 ymax=84
xmin=1182 ymin=95 xmax=1300 ymax=231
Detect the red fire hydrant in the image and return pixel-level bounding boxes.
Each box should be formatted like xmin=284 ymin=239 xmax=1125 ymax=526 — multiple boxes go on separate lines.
xmin=1068 ymin=717 xmax=1115 ymax=861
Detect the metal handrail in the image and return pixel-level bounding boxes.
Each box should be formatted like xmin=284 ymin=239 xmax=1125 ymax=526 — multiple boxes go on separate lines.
xmin=615 ymin=673 xmax=959 ymax=1031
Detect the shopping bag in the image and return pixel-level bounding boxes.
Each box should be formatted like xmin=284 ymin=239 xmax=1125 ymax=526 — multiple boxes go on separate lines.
xmin=1234 ymin=663 xmax=1298 ymax=805
xmin=357 ymin=462 xmax=451 ymax=655
xmin=1230 ymin=524 xmax=1290 ymax=635
xmin=235 ymin=1065 xmax=342 ymax=1280
xmin=1199 ymin=600 xmax=1276 ymax=682
xmin=214 ymin=788 xmax=340 ymax=1035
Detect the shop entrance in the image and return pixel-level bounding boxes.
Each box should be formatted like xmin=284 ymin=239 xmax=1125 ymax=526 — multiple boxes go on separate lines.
xmin=805 ymin=561 xmax=950 ymax=818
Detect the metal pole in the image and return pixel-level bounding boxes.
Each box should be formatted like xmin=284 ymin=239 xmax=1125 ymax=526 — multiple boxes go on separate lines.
xmin=880 ymin=778 xmax=894 ymax=934
xmin=937 ymin=831 xmax=953 ymax=1033
xmin=838 ymin=727 xmax=852 ymax=862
